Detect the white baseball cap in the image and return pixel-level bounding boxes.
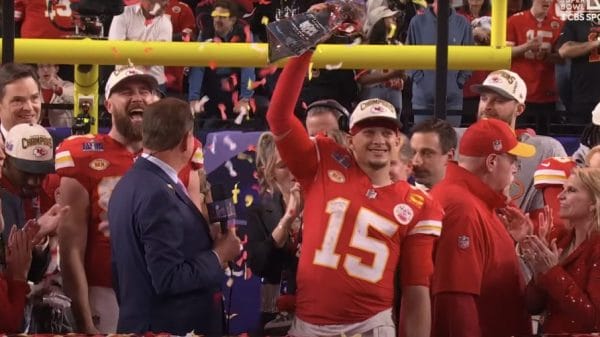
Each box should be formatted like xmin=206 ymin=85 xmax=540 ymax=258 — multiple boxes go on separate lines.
xmin=5 ymin=123 xmax=54 ymax=174
xmin=364 ymin=6 xmax=399 ymax=35
xmin=592 ymin=102 xmax=600 ymax=126
xmin=105 ymin=66 xmax=159 ymax=100
xmin=349 ymin=98 xmax=399 ymax=130
xmin=471 ymin=70 xmax=527 ymax=104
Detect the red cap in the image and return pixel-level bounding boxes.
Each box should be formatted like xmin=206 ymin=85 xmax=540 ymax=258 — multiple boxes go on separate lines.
xmin=459 ymin=118 xmax=535 ymax=158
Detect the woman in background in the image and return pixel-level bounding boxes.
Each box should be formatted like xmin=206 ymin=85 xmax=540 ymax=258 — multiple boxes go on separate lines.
xmin=246 ymin=132 xmax=302 ymax=335
xmin=523 ymin=168 xmax=600 ymax=333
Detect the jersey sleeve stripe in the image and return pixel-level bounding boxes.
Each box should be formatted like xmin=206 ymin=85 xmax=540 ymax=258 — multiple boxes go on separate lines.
xmin=533 ymin=174 xmax=567 ymax=184
xmin=534 ymin=177 xmax=568 ymax=186
xmin=55 ymin=150 xmax=75 ymax=169
xmin=408 ymin=220 xmax=442 ymax=236
xmin=534 ymin=169 xmax=568 ymax=177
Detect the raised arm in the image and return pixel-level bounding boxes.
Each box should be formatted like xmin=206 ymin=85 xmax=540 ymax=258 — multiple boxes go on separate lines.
xmin=266 ymin=52 xmax=318 ymax=181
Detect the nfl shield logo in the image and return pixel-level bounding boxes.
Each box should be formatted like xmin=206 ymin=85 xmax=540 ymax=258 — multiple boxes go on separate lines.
xmin=492 ymin=140 xmax=503 ymax=152
xmin=457 ymin=235 xmax=470 ymax=249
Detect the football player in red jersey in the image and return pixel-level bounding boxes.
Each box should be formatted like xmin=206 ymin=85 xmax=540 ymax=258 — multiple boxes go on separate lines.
xmin=507 ymin=0 xmax=563 ymax=134
xmin=56 ymin=67 xmax=160 ymax=333
xmin=15 ymin=0 xmax=75 ymax=38
xmin=266 ymin=50 xmax=444 ymax=336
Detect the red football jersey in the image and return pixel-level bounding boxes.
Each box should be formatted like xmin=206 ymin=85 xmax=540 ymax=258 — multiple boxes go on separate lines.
xmin=289 ymin=137 xmax=443 ymax=325
xmin=55 ymin=134 xmax=136 ymax=288
xmin=534 ymin=156 xmax=576 ymax=188
xmin=507 ymin=10 xmax=563 ymax=103
xmin=16 ymin=0 xmax=75 ymax=38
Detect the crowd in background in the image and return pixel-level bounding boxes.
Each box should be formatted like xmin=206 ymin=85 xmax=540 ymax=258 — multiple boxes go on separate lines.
xmin=2 ymin=0 xmax=600 ymax=336
xmin=7 ymin=0 xmax=598 ymax=135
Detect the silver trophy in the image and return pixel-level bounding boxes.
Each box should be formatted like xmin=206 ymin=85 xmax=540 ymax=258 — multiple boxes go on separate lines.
xmin=266 ymin=0 xmax=367 ymax=63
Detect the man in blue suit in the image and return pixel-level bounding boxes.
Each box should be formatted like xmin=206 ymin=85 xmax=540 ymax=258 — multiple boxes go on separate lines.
xmin=108 ymin=97 xmax=242 ymax=336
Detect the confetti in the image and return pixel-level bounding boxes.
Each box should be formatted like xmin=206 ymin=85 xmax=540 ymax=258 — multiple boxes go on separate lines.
xmin=226 ymin=277 xmax=234 ymax=288
xmin=224 ymin=160 xmax=238 ymax=177
xmin=301 ymin=101 xmax=308 ymax=110
xmin=325 ymin=62 xmax=343 ymax=70
xmin=245 ymin=194 xmax=254 ymax=207
xmin=234 ymin=108 xmax=248 ymax=125
xmin=388 ymin=23 xmax=397 ymax=40
xmin=111 ymin=47 xmax=121 ymax=58
xmin=261 ymin=16 xmax=270 ymax=25
xmin=308 ymin=62 xmax=314 ymax=81
xmin=237 ymin=152 xmax=254 ymax=163
xmin=223 ymin=135 xmax=237 ymax=151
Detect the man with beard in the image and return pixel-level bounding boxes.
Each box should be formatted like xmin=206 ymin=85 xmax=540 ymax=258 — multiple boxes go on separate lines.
xmin=108 ymin=98 xmax=241 ymax=335
xmin=410 ymin=119 xmax=457 ymax=191
xmin=56 ymin=67 xmax=159 ymax=333
xmin=470 ymin=70 xmax=566 ymax=219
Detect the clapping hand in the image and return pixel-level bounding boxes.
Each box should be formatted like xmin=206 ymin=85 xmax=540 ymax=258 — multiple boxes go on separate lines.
xmin=5 ymin=225 xmax=33 ymax=282
xmin=284 ymin=182 xmax=303 ymax=221
xmin=23 ymin=204 xmax=70 ymax=245
xmin=496 ymin=206 xmax=533 ymax=243
xmin=537 ymin=205 xmax=553 ymax=245
xmin=520 ymin=235 xmax=562 ymax=277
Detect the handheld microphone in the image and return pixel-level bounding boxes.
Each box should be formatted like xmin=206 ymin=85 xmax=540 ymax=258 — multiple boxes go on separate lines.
xmin=207 ymin=184 xmax=236 ymax=234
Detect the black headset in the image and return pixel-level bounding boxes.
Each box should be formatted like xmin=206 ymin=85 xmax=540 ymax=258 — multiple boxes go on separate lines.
xmin=305 ymin=99 xmax=351 ymax=132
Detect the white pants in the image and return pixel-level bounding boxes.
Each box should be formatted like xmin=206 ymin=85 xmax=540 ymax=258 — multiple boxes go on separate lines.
xmin=89 ymin=286 xmax=119 ymax=333
xmin=288 ymin=308 xmax=395 ymax=337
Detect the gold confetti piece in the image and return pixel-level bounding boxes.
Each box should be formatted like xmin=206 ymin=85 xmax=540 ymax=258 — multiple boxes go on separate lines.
xmin=247 ymin=78 xmax=253 ymax=90
xmin=388 ymin=23 xmax=397 ymax=40
xmin=261 ymin=16 xmax=269 ymax=25
xmin=226 ymin=277 xmax=234 ymax=288
xmin=325 ymin=62 xmax=343 ymax=70
xmin=308 ymin=62 xmax=314 ymax=80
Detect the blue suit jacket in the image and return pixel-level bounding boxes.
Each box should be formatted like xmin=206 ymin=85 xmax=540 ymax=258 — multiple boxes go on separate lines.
xmin=108 ymin=157 xmax=224 ymax=335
